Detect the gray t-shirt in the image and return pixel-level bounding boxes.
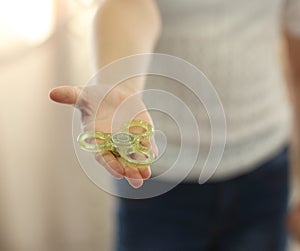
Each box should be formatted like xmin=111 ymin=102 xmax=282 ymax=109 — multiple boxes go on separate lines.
xmin=145 ymin=0 xmax=293 ymax=181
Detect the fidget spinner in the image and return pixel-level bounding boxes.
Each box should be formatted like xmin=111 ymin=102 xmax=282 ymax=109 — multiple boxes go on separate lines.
xmin=77 ymin=120 xmax=155 ymax=167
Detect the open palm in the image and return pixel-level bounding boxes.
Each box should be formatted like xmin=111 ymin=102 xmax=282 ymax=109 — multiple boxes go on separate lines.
xmin=49 ymin=85 xmax=157 ymax=188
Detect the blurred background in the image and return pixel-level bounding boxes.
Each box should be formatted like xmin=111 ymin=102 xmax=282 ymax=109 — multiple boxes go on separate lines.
xmin=0 ymin=0 xmax=115 ymax=250
xmin=1 ymin=1 xmax=300 ymax=251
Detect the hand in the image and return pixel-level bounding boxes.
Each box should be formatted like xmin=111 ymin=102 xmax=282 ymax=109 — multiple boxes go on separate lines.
xmin=49 ymin=85 xmax=157 ymax=188
xmin=287 ymin=202 xmax=300 ymax=242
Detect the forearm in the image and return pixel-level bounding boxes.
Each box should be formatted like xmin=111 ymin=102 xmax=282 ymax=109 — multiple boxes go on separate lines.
xmin=92 ymin=0 xmax=161 ymax=92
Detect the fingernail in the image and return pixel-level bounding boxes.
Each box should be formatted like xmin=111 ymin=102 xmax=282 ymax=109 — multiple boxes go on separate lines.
xmin=129 ymin=179 xmax=143 ymax=189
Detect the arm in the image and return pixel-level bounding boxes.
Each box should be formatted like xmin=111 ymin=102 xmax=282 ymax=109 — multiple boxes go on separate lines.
xmin=50 ymin=0 xmax=161 ymax=188
xmin=284 ymin=32 xmax=300 ymax=128
xmin=92 ymin=0 xmax=161 ymax=91
xmin=285 ymin=32 xmax=300 ymax=240
xmin=282 ymin=0 xmax=300 ymax=241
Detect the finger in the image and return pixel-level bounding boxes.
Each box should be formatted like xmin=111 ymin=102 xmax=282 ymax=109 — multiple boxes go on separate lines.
xmin=140 ymin=137 xmax=158 ymax=159
xmin=125 ymin=177 xmax=144 ymax=189
xmin=140 ymin=139 xmax=151 ymax=148
xmin=122 ymin=162 xmax=143 ymax=180
xmin=124 ymin=151 xmax=152 ymax=180
xmin=122 ymin=163 xmax=145 ymax=188
xmin=139 ymin=166 xmax=151 ymax=179
xmin=95 ymin=151 xmax=125 ymax=177
xmin=49 ymin=86 xmax=82 ymax=105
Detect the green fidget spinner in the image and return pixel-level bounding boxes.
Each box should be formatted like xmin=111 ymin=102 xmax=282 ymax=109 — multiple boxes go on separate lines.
xmin=77 ymin=120 xmax=155 ymax=167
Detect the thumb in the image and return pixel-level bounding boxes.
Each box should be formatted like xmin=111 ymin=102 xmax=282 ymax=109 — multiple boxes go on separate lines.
xmin=49 ymin=86 xmax=82 ymax=105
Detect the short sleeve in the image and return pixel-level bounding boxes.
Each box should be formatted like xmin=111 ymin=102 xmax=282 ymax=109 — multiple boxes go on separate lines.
xmin=283 ymin=0 xmax=300 ymax=36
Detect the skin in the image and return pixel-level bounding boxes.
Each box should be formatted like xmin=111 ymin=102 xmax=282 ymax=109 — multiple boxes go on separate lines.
xmin=284 ymin=32 xmax=300 ymax=241
xmin=49 ymin=0 xmax=161 ymax=188
xmin=50 ymin=84 xmax=158 ymax=188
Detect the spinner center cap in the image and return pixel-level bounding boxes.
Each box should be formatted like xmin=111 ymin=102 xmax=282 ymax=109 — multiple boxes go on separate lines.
xmin=112 ymin=132 xmax=135 ymax=146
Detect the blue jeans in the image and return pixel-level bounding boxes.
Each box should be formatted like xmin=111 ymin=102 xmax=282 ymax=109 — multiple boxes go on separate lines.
xmin=115 ymin=147 xmax=289 ymax=251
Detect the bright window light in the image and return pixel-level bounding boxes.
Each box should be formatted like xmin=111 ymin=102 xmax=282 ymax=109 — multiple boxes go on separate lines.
xmin=0 ymin=0 xmax=54 ymax=47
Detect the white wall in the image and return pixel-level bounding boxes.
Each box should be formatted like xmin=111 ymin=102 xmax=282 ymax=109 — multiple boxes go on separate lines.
xmin=0 ymin=13 xmax=114 ymax=251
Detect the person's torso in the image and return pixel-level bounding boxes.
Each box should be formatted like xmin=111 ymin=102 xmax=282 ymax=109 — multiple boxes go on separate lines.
xmin=145 ymin=0 xmax=291 ymax=181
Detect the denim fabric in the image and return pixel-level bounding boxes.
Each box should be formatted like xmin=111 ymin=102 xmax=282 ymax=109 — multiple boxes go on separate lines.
xmin=115 ymin=147 xmax=289 ymax=251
